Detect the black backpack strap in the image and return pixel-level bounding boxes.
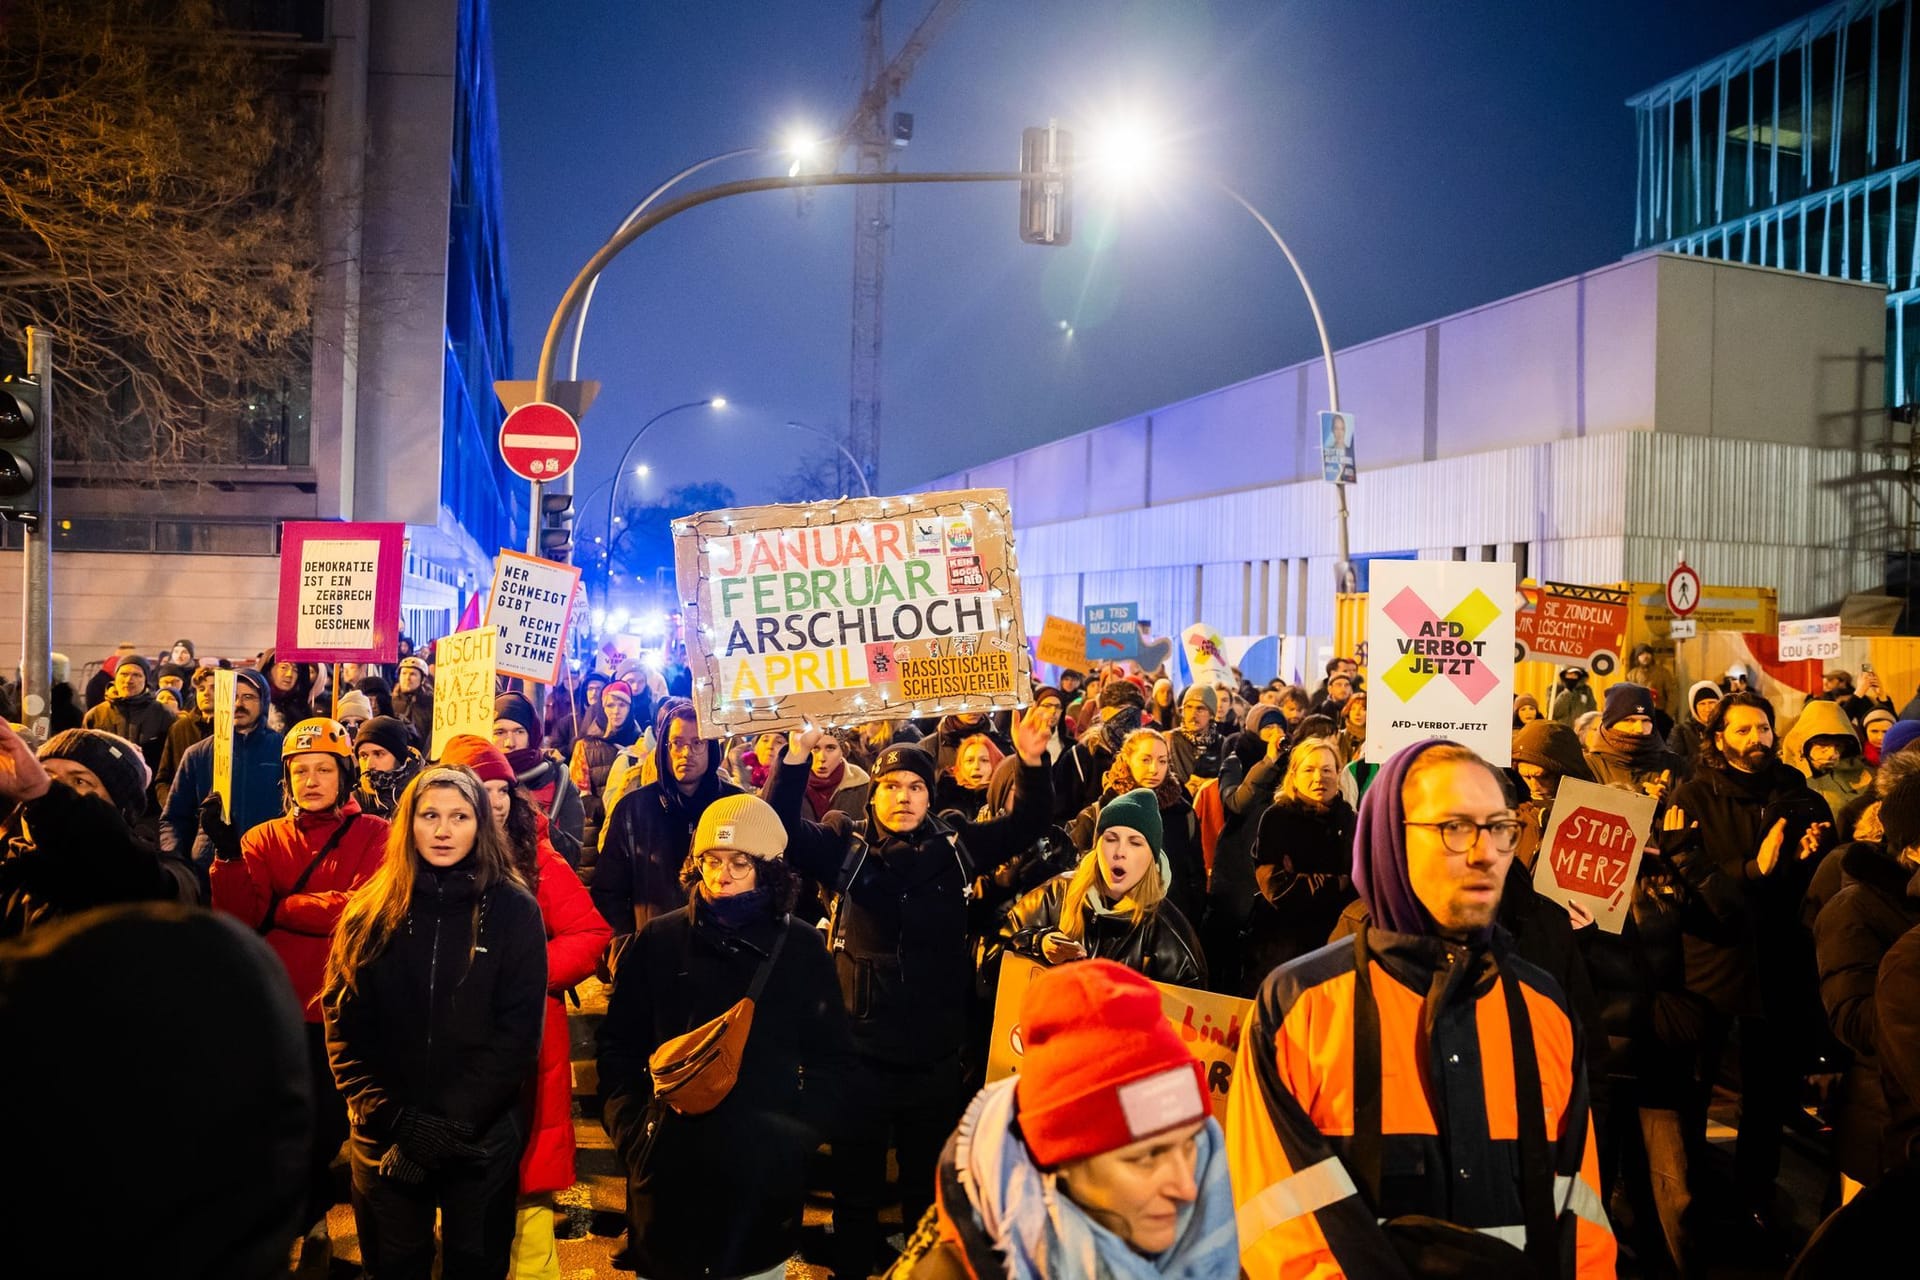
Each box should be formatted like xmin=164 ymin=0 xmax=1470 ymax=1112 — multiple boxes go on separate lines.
xmin=745 ymin=916 xmax=791 ymax=1003
xmin=1349 ymin=923 xmax=1385 ymax=1210
xmin=260 ymin=813 xmax=359 ymax=936
xmin=1499 ymin=960 xmax=1561 ymax=1280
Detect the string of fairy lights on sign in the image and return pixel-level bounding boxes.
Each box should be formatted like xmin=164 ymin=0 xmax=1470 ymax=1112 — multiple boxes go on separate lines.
xmin=671 ymin=488 xmax=1029 ymax=734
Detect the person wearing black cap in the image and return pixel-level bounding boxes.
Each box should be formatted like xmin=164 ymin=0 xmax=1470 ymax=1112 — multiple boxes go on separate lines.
xmin=492 ymin=691 xmax=584 ymax=865
xmin=773 ymin=710 xmax=1055 ymax=1279
xmin=351 ymin=715 xmax=423 ymax=819
xmin=1 ymin=724 xmax=189 ymax=935
xmin=83 ymin=654 xmax=175 ymax=781
xmin=1585 ymin=682 xmax=1686 ymax=801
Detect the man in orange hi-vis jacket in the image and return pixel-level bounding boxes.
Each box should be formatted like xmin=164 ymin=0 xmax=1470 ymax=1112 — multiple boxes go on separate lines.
xmin=1228 ymin=739 xmax=1615 ymax=1278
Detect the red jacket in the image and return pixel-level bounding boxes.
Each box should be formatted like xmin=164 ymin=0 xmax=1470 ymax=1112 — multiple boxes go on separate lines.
xmin=211 ymin=801 xmax=390 ymax=1022
xmin=520 ymin=828 xmax=612 ymax=1195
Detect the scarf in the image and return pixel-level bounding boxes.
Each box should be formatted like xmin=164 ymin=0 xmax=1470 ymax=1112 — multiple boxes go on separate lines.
xmin=1595 ymin=726 xmax=1668 ymax=766
xmin=805 ymin=759 xmax=847 ymax=819
xmin=1097 ymin=705 xmax=1144 ymax=755
xmin=954 ymin=1078 xmax=1239 ymax=1280
xmin=505 ymin=746 xmax=544 ymax=775
xmin=699 ymin=885 xmax=774 ymax=931
xmin=360 ymin=756 xmax=422 ymax=817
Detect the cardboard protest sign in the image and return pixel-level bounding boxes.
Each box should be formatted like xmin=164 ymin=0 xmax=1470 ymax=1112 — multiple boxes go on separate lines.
xmin=986 ymin=954 xmax=1251 ymax=1111
xmin=672 ymin=489 xmax=1031 ymax=738
xmin=429 ymin=627 xmax=498 ymax=757
xmin=1779 ymin=617 xmax=1842 ymax=662
xmin=1036 ymin=615 xmax=1088 ymax=671
xmin=211 ymin=668 xmax=236 ymax=823
xmin=485 ymin=549 xmax=582 ymax=685
xmin=1084 ymin=603 xmax=1138 ymax=661
xmin=1532 ymin=778 xmax=1656 ymax=934
xmin=1515 ymin=581 xmax=1628 ymax=674
xmin=275 ymin=522 xmax=405 ymax=662
xmin=1365 ymin=560 xmax=1515 ymax=766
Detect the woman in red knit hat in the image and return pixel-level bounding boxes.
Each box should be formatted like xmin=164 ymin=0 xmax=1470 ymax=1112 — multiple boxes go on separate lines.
xmin=891 ymin=958 xmax=1238 ymax=1277
xmin=440 ymin=733 xmax=611 ymax=1279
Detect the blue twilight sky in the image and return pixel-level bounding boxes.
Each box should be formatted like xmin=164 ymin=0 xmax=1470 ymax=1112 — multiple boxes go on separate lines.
xmin=493 ymin=0 xmax=1814 ymax=523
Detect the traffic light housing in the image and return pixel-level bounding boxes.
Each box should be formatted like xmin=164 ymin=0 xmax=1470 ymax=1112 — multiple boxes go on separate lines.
xmin=539 ymin=491 xmax=574 ymax=561
xmin=0 ymin=375 xmax=42 ymax=519
xmin=1020 ymin=123 xmax=1072 ymax=246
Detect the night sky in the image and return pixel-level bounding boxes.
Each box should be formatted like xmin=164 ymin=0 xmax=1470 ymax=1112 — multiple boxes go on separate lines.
xmin=493 ymin=0 xmax=1815 ymax=527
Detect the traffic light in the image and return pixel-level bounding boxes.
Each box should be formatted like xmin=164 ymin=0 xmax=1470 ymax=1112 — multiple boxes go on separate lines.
xmin=1019 ymin=123 xmax=1072 ymax=246
xmin=539 ymin=491 xmax=574 ymax=561
xmin=0 ymin=375 xmax=42 ymax=518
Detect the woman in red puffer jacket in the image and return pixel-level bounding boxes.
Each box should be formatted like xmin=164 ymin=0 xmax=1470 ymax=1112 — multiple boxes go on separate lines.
xmin=439 ymin=733 xmax=611 ymax=1279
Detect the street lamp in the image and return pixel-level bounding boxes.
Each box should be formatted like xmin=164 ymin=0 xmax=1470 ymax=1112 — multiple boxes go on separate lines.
xmin=785 ymin=421 xmax=874 ymax=497
xmin=605 ymin=398 xmax=726 ymax=571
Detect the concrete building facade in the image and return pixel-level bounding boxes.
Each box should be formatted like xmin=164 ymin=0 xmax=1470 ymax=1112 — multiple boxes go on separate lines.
xmin=0 ymin=0 xmax=518 ymax=668
xmin=917 ymin=253 xmax=1893 ymax=643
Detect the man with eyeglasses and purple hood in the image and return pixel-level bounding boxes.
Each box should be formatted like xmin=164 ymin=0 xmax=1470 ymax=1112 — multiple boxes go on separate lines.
xmin=1226 ymin=738 xmax=1616 ymax=1278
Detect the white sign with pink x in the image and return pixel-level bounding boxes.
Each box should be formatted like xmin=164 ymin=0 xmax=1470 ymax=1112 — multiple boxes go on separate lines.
xmin=1365 ymin=560 xmax=1517 ymax=767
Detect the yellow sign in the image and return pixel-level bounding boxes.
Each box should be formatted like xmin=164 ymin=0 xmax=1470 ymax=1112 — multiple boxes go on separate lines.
xmin=211 ymin=669 xmax=236 ymax=823
xmin=986 ymin=954 xmax=1252 ymax=1110
xmin=1036 ymin=615 xmax=1087 ymax=670
xmin=429 ymin=627 xmax=497 ymax=758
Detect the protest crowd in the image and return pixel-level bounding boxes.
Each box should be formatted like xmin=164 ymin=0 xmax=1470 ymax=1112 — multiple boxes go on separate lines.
xmin=9 ymin=624 xmax=1920 ymax=1280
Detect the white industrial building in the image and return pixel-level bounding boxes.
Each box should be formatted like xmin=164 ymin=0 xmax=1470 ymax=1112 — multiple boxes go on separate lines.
xmin=917 ymin=252 xmax=1897 ymax=643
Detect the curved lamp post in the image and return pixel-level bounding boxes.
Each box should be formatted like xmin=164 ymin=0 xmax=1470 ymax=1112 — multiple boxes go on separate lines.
xmin=604 ymin=398 xmax=726 ymax=559
xmin=785 ymin=420 xmax=874 ymax=496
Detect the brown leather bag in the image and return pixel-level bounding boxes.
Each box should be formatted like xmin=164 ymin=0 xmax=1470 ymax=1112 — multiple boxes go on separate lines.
xmin=648 ymin=920 xmax=788 ymax=1115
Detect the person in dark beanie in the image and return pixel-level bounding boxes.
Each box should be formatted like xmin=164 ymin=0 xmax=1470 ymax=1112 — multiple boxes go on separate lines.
xmin=161 ymin=668 xmax=284 ymax=879
xmin=594 ymin=697 xmax=742 ymax=937
xmin=998 ymin=787 xmax=1206 ymax=987
xmin=1 ymin=724 xmax=191 ymax=936
xmin=598 ymin=794 xmax=853 ymax=1280
xmin=892 ymin=959 xmax=1237 ymax=1278
xmin=1229 ymin=739 xmax=1616 ymax=1278
xmin=492 ymin=691 xmax=584 ymax=865
xmin=1055 ymin=678 xmax=1146 ymax=821
xmin=351 ymin=715 xmax=422 ymax=819
xmin=1585 ymin=681 xmax=1684 ymax=801
xmin=772 ymin=713 xmax=1056 ymax=1279
xmin=1668 ymin=680 xmax=1723 ymax=765
xmin=1511 ymin=718 xmax=1598 ymax=872
xmin=1814 ymin=770 xmax=1920 ymax=1196
xmin=0 ymin=903 xmax=312 ymax=1277
xmin=83 ymin=654 xmax=175 ymax=778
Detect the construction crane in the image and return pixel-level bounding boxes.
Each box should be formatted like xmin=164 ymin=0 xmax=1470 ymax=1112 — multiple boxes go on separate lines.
xmin=835 ymin=0 xmax=968 ymax=496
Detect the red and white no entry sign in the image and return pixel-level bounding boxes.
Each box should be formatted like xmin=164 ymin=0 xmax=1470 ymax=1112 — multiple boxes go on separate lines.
xmin=499 ymin=402 xmax=581 ymax=482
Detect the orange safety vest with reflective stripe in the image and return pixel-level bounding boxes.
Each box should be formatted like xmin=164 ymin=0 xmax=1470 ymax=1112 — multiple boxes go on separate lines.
xmin=1227 ymin=925 xmax=1615 ymax=1278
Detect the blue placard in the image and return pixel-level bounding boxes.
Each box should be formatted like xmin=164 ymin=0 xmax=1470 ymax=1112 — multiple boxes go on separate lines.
xmin=1083 ymin=602 xmax=1139 ymax=661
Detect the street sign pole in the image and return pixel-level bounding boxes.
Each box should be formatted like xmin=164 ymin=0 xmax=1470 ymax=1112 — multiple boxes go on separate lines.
xmin=21 ymin=327 xmax=52 ymax=742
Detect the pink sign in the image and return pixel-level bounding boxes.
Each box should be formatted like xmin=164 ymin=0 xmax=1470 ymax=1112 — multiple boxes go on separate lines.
xmin=275 ymin=521 xmax=406 ymax=662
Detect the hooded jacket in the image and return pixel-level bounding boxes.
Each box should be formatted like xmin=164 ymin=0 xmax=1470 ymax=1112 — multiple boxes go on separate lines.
xmin=259 ymin=651 xmax=319 ymax=735
xmin=1244 ymin=794 xmax=1358 ymax=988
xmin=591 ymin=723 xmax=741 ymax=934
xmin=159 ymin=669 xmax=285 ymax=873
xmin=210 ymin=800 xmax=390 ymax=1022
xmin=84 ymin=682 xmax=175 ymax=773
xmin=1228 ymin=740 xmax=1615 ymax=1279
xmin=1666 ymin=681 xmax=1722 ymax=763
xmin=1785 ymin=699 xmax=1876 ymax=824
xmin=1814 ymin=846 xmax=1920 ymax=1183
xmin=996 ymin=872 xmax=1207 ymax=988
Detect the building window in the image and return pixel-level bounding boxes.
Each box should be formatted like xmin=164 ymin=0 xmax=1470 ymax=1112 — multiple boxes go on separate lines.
xmin=154 ymin=522 xmax=279 ymax=554
xmin=53 ymin=518 xmax=151 ymax=551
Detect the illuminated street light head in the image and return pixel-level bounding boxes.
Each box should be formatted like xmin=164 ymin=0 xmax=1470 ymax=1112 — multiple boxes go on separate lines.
xmin=635 ymin=464 xmax=649 ymax=478
xmin=1084 ymin=113 xmax=1162 ymax=188
xmin=784 ymin=129 xmax=827 ymax=177
xmin=709 ymin=396 xmax=728 ymax=410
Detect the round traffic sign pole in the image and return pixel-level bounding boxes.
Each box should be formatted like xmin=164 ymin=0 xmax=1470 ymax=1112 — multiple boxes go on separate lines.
xmin=500 ymin=402 xmax=582 ymax=483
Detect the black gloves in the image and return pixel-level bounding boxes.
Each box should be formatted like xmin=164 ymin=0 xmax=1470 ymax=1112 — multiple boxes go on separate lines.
xmin=390 ymin=1108 xmax=487 ymax=1168
xmin=376 ymin=1145 xmax=426 ymax=1185
xmin=198 ymin=795 xmax=241 ymax=862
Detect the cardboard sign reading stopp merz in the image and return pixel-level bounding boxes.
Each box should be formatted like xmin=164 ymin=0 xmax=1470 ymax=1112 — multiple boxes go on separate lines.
xmin=1532 ymin=778 xmax=1656 ymax=934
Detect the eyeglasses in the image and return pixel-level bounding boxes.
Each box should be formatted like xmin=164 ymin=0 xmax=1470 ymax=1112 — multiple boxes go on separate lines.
xmin=1403 ymin=818 xmax=1524 ymax=855
xmin=697 ymin=853 xmax=755 ymax=878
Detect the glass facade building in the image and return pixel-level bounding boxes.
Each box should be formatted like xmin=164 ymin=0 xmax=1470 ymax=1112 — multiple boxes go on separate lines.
xmin=1631 ymin=0 xmax=1920 ymax=400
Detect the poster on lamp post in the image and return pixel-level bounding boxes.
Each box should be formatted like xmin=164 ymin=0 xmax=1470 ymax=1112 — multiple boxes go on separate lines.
xmin=429 ymin=627 xmax=498 ymax=757
xmin=672 ymin=488 xmax=1031 ymax=738
xmin=274 ymin=521 xmax=406 ymax=662
xmin=484 ymin=549 xmax=582 ymax=685
xmin=1365 ymin=560 xmax=1516 ymax=766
